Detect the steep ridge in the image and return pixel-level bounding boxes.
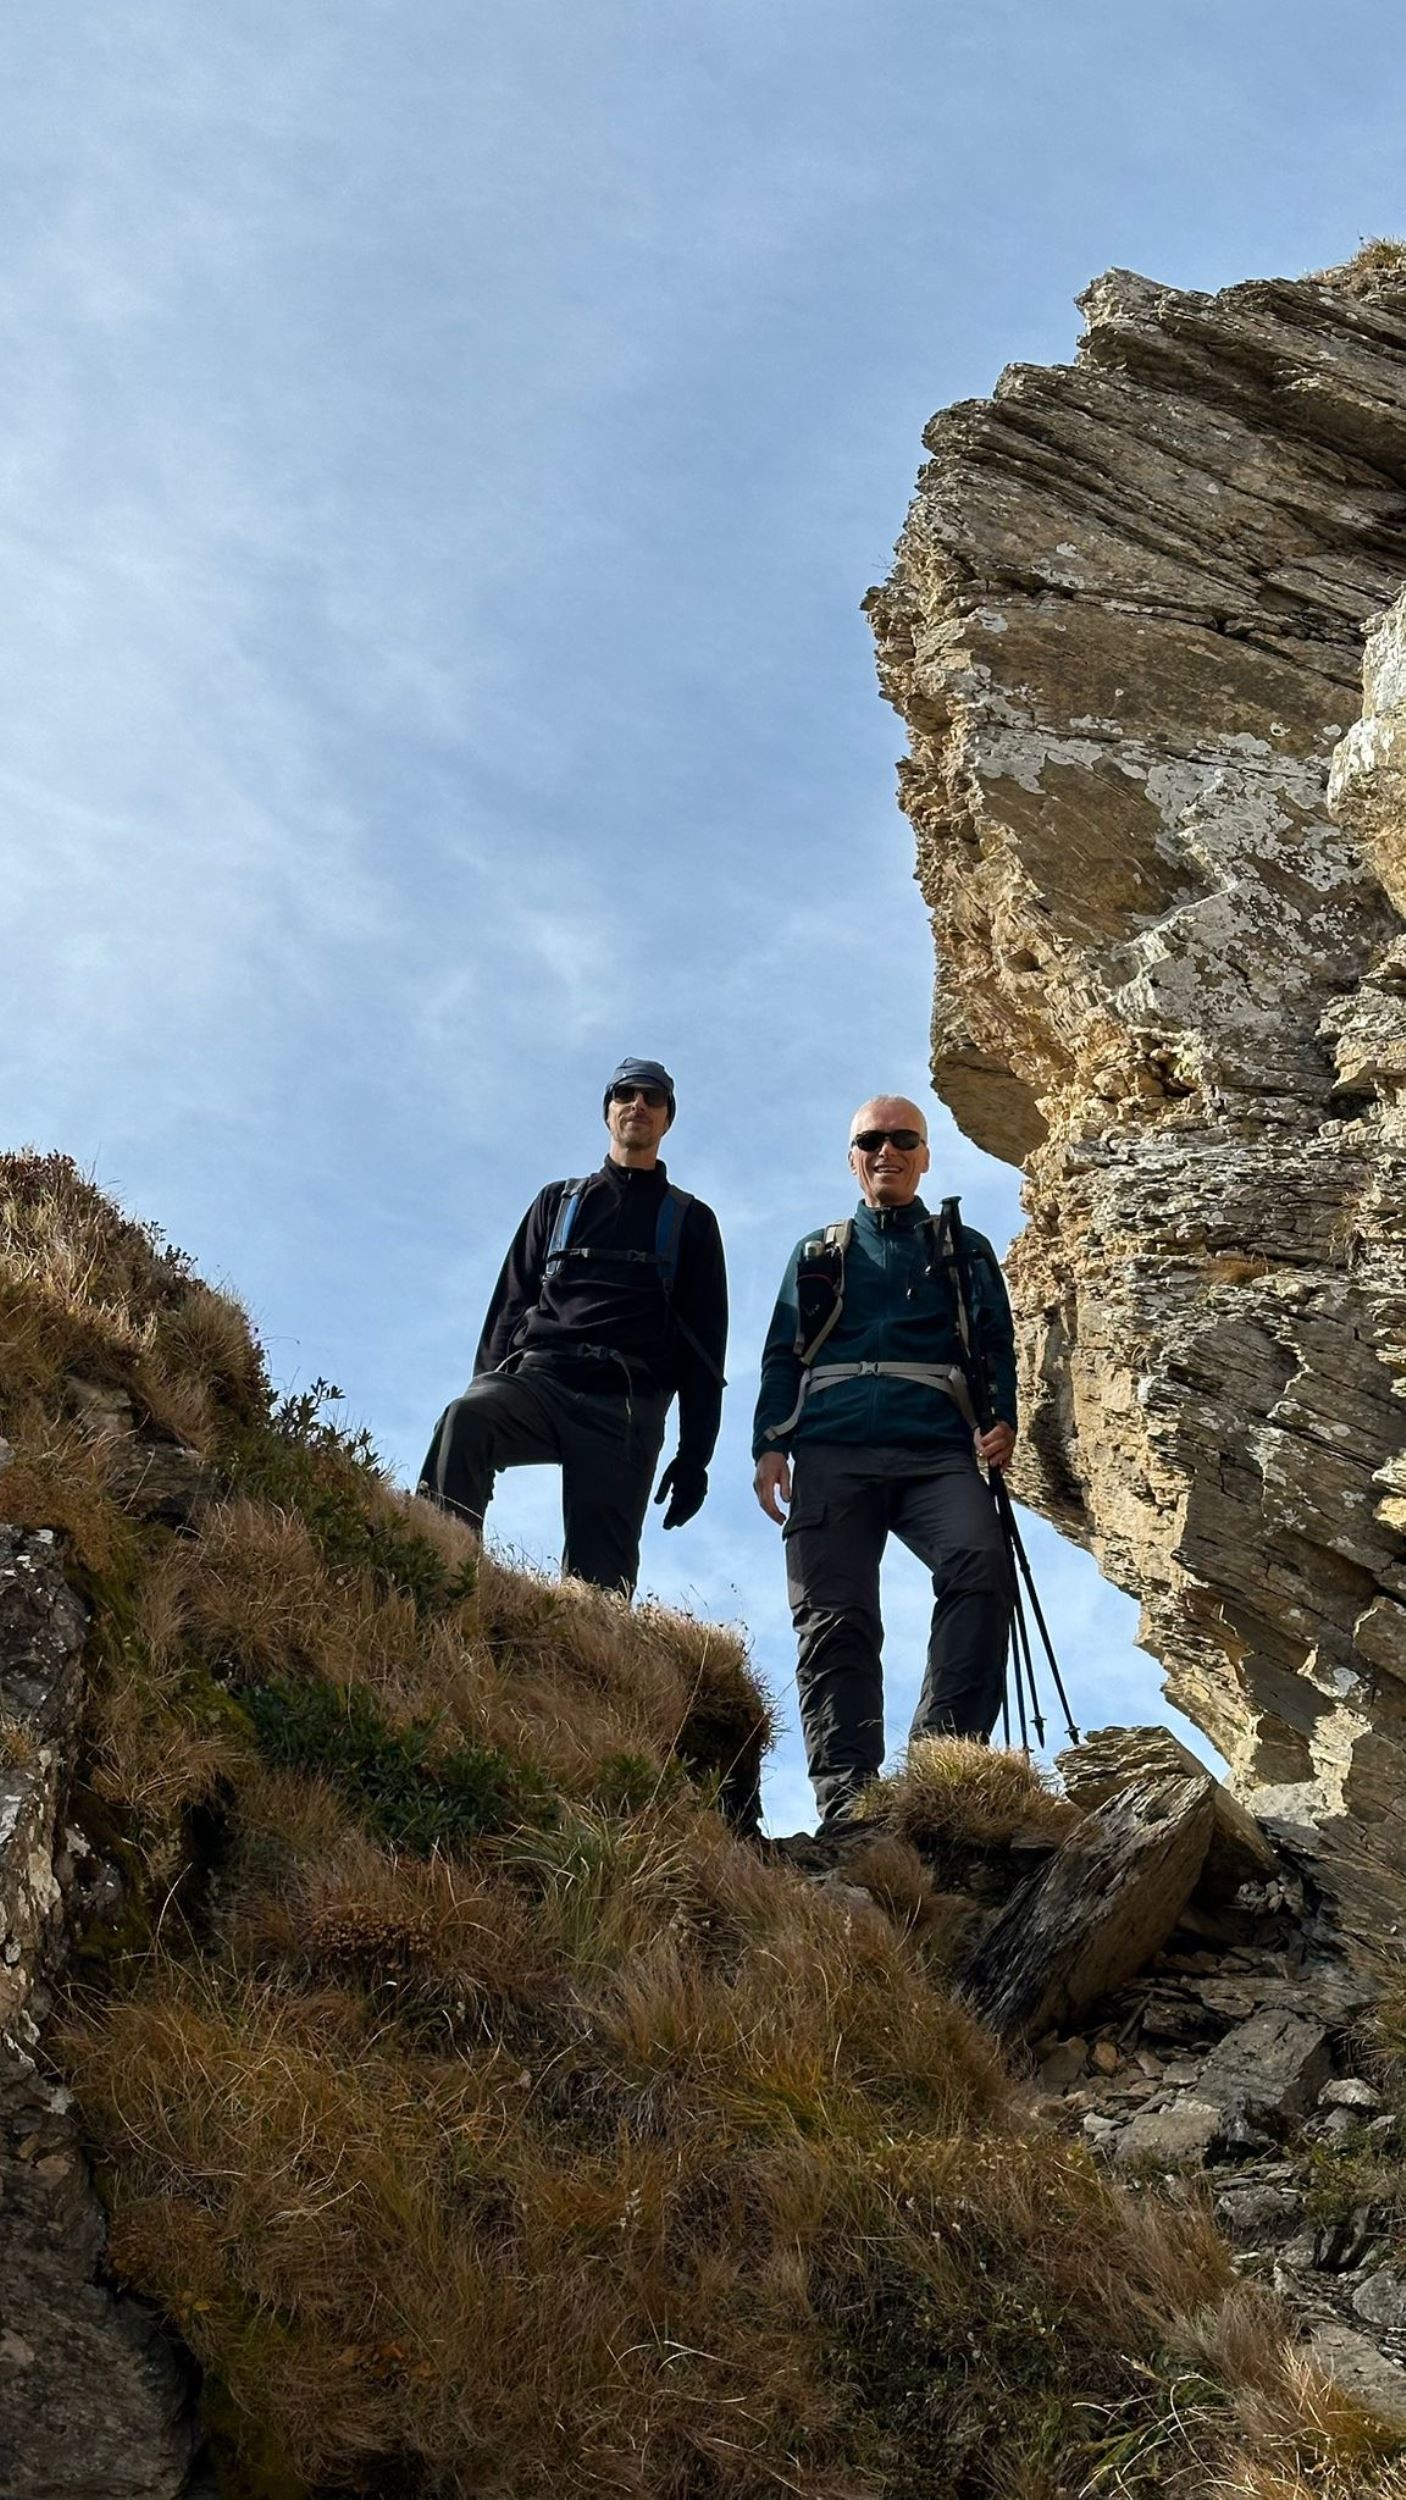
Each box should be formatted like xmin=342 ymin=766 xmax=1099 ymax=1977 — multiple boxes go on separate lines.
xmin=866 ymin=251 xmax=1406 ymax=1958
xmin=9 ymin=1154 xmax=1406 ymax=2495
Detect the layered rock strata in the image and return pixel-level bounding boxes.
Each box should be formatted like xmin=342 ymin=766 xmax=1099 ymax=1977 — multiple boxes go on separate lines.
xmin=0 ymin=1519 xmax=195 ymax=2499
xmin=866 ymin=261 xmax=1406 ymax=1956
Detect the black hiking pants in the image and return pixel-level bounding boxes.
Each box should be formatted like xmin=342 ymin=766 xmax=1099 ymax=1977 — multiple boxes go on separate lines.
xmin=419 ymin=1362 xmax=668 ymax=1597
xmin=783 ymin=1445 xmax=1014 ymax=1829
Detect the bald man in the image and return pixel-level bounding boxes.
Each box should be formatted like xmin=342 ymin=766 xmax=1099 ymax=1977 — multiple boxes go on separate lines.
xmin=753 ymin=1095 xmax=1017 ymax=1831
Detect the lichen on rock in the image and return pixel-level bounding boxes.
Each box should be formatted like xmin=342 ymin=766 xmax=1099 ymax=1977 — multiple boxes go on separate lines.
xmin=868 ymin=260 xmax=1406 ymax=1959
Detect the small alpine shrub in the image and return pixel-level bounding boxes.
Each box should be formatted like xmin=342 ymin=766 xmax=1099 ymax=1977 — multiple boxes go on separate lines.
xmin=226 ymin=1381 xmax=474 ymax=1617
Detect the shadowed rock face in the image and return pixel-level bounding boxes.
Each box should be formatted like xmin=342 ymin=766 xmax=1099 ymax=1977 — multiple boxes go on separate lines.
xmin=0 ymin=1523 xmax=195 ymax=2498
xmin=867 ymin=262 xmax=1406 ymax=1958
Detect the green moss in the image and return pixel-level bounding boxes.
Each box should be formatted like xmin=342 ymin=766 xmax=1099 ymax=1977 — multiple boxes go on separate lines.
xmin=245 ymin=1674 xmax=551 ymax=1853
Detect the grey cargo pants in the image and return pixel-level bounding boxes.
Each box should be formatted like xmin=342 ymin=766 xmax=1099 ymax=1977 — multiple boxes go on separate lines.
xmin=419 ymin=1362 xmax=668 ymax=1597
xmin=783 ymin=1444 xmax=1014 ymax=1828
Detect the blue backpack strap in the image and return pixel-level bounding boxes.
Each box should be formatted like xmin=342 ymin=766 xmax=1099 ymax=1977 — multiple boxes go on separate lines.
xmin=653 ymin=1184 xmax=691 ymax=1296
xmin=544 ymin=1178 xmax=589 ymax=1266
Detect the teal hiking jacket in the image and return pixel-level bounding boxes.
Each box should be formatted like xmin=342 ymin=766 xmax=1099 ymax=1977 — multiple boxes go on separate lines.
xmin=751 ymin=1198 xmax=1017 ymax=1460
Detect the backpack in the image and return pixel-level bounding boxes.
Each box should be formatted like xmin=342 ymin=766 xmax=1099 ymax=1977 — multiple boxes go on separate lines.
xmin=791 ymin=1195 xmax=988 ymax=1407
xmin=545 ymin=1175 xmax=691 ymax=1291
xmin=543 ymin=1179 xmax=725 ymax=1386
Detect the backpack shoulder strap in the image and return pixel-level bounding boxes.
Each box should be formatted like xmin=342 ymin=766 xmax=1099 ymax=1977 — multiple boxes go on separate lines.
xmin=655 ymin=1191 xmax=727 ymax=1388
xmin=794 ymin=1219 xmax=852 ymax=1366
xmin=545 ymin=1178 xmax=589 ymax=1265
xmin=653 ymin=1185 xmax=692 ymax=1297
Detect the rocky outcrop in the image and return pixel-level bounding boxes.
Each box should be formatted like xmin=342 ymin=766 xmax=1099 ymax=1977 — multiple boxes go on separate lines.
xmin=867 ymin=259 xmax=1406 ymax=1959
xmin=0 ymin=1521 xmax=196 ymax=2499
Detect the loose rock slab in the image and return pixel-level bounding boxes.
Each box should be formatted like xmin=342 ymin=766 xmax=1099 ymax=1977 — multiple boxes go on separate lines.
xmin=1114 ymin=2097 xmax=1225 ymax=2169
xmin=1308 ymin=2321 xmax=1406 ymax=2433
xmin=961 ymin=1768 xmax=1214 ymax=2036
xmin=1197 ymin=2008 xmax=1332 ymax=2127
xmin=1058 ymin=1725 xmax=1278 ymax=1898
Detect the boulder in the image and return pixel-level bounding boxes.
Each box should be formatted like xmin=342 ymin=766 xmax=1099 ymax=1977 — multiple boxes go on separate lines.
xmin=1036 ymin=2037 xmax=1088 ymax=2094
xmin=1353 ymin=2269 xmax=1406 ymax=2333
xmin=1213 ymin=2180 xmax=1305 ymax=2242
xmin=1320 ymin=2076 xmax=1382 ymax=2113
xmin=1058 ymin=1725 xmax=1278 ymax=1898
xmin=1308 ymin=2322 xmax=1406 ymax=2432
xmin=1195 ymin=2008 xmax=1332 ymax=2128
xmin=961 ymin=1768 xmax=1214 ymax=2036
xmin=1113 ymin=2098 xmax=1224 ymax=2169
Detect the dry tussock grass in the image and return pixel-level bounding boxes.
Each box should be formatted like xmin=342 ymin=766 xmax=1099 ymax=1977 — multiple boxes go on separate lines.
xmin=71 ymin=1880 xmax=1233 ymax=2499
xmin=1316 ymin=237 xmax=1406 ymax=298
xmin=0 ymin=1407 xmax=133 ymax=1572
xmin=467 ymin=1546 xmax=773 ymax=1794
xmin=0 ymin=1710 xmax=36 ymax=1771
xmin=9 ymin=1154 xmax=1402 ymax=2497
xmin=0 ymin=1150 xmax=265 ymax=1452
xmin=860 ymin=1732 xmax=1078 ymax=1860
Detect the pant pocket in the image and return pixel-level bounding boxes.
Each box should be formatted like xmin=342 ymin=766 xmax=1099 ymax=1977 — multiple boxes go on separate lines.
xmin=781 ymin=1497 xmax=827 ymax=1542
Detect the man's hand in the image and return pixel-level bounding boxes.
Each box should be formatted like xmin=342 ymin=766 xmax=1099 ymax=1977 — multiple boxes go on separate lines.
xmin=754 ymin=1451 xmax=791 ymax=1525
xmin=976 ymin=1420 xmax=1016 ymax=1473
xmin=654 ymin=1456 xmax=708 ymax=1530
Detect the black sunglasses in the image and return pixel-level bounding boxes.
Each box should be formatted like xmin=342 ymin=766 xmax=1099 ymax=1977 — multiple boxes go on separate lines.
xmin=851 ymin=1127 xmax=925 ymax=1153
xmin=610 ymin=1083 xmax=668 ymax=1109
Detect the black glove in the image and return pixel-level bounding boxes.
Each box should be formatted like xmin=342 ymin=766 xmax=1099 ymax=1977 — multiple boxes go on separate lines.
xmin=654 ymin=1456 xmax=708 ymax=1530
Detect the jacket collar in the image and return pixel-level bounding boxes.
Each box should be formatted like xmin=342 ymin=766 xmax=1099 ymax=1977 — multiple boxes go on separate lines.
xmin=854 ymin=1193 xmax=930 ymax=1233
xmin=601 ymin=1156 xmax=668 ymax=1190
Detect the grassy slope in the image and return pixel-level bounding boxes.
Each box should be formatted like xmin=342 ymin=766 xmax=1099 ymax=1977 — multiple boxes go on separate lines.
xmin=3 ymin=1152 xmax=1403 ymax=2500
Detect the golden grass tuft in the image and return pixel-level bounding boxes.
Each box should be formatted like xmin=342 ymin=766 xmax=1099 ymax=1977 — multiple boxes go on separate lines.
xmin=859 ymin=1733 xmax=1079 ymax=1859
xmin=0 ymin=1711 xmax=36 ymax=1772
xmin=69 ymin=1909 xmax=1236 ymax=2499
xmin=0 ymin=1407 xmax=132 ymax=1573
xmin=1313 ymin=237 xmax=1406 ymax=298
xmin=0 ymin=1151 xmax=266 ymax=1453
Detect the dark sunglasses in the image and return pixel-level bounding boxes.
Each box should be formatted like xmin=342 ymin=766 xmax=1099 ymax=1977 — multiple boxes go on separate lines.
xmin=851 ymin=1127 xmax=925 ymax=1153
xmin=609 ymin=1082 xmax=668 ymax=1109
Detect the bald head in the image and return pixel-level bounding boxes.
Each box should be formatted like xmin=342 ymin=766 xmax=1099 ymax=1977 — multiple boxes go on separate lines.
xmin=848 ymin=1095 xmax=931 ymax=1208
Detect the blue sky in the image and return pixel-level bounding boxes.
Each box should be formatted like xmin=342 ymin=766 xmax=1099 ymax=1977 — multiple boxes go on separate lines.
xmin=5 ymin=1 xmax=1404 ymax=1828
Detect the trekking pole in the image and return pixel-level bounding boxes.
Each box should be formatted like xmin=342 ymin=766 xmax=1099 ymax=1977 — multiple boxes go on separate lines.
xmin=939 ymin=1200 xmax=1080 ymax=1751
xmin=991 ymin=1475 xmax=1080 ymax=1746
xmin=1004 ymin=1535 xmax=1044 ymax=1751
xmin=1007 ymin=1567 xmax=1031 ymax=1753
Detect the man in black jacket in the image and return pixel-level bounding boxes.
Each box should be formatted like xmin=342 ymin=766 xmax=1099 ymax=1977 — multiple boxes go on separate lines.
xmin=418 ymin=1058 xmax=727 ymax=1595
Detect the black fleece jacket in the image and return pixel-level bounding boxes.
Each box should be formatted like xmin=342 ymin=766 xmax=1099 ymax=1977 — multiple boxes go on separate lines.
xmin=474 ymin=1159 xmax=728 ymax=1467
